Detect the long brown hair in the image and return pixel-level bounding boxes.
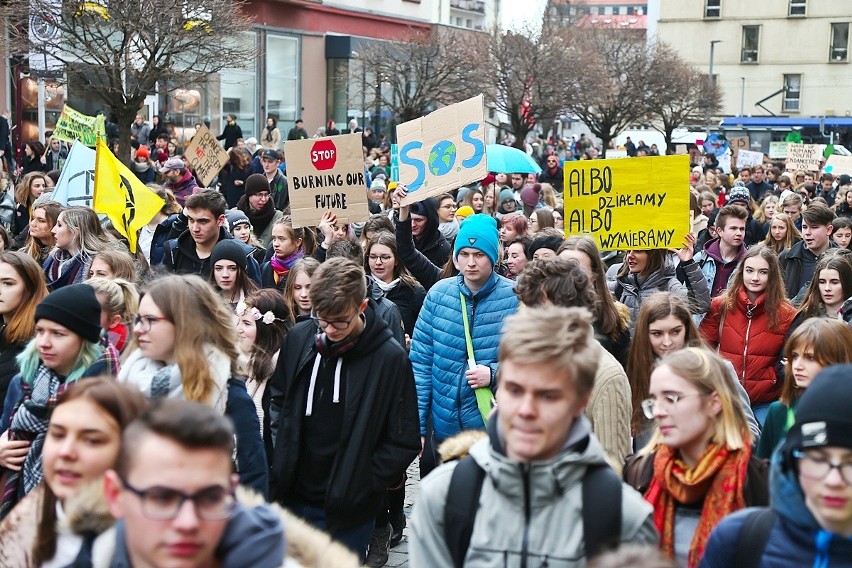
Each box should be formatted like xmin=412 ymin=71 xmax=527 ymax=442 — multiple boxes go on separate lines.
xmin=558 ymin=236 xmax=627 ymax=338
xmin=796 ymin=252 xmax=852 ymax=319
xmin=14 ymin=172 xmax=48 ymax=210
xmin=34 ymin=379 xmax=147 ymax=564
xmin=722 ymin=245 xmax=789 ymax=330
xmin=627 ymin=292 xmax=705 ymax=431
xmin=780 ymin=319 xmax=852 ymax=405
xmin=0 ymin=252 xmax=48 ymax=344
xmin=364 ymin=231 xmax=419 ymax=289
xmin=283 ymin=257 xmax=320 ymax=324
xmin=616 ymin=249 xmax=668 ymax=279
xmin=22 ymin=200 xmax=62 ymax=262
xmin=139 ymin=275 xmax=238 ymax=403
xmin=243 ymin=289 xmax=289 ymax=382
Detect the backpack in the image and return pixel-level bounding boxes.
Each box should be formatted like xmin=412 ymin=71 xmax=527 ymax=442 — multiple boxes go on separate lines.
xmin=731 ymin=508 xmax=776 ymax=568
xmin=444 ymin=456 xmax=622 ymax=567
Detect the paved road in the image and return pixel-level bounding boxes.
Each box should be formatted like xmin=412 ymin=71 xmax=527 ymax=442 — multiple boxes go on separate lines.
xmin=383 ymin=459 xmax=420 ymax=567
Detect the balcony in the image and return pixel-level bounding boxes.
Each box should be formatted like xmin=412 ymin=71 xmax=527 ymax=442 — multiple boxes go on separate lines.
xmin=451 ymin=0 xmax=485 ymax=14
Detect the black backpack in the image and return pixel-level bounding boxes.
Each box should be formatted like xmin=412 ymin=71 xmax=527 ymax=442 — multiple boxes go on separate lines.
xmin=731 ymin=508 xmax=777 ymax=568
xmin=443 ymin=456 xmax=622 ymax=567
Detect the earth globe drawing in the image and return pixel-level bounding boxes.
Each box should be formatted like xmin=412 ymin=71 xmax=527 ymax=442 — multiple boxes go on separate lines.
xmin=429 ymin=141 xmax=457 ymax=176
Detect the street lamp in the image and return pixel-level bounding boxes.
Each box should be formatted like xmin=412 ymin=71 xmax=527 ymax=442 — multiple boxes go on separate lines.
xmin=706 ymin=40 xmax=722 ymax=137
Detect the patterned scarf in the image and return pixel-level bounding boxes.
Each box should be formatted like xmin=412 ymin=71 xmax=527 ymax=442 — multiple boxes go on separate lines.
xmin=0 ymin=365 xmax=68 ymax=519
xmin=270 ymin=250 xmax=304 ymax=283
xmin=644 ymin=442 xmax=751 ymax=567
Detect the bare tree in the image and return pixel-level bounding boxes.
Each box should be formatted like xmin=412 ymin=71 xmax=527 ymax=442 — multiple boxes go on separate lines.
xmin=347 ymin=26 xmax=482 ymax=131
xmin=564 ymin=28 xmax=656 ymax=158
xmin=2 ymin=0 xmax=256 ymax=159
xmin=475 ymin=17 xmax=575 ymax=149
xmin=646 ymin=44 xmax=723 ymax=151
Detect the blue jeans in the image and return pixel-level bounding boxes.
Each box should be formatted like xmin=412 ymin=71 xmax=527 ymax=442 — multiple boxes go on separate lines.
xmin=288 ymin=501 xmax=374 ymax=563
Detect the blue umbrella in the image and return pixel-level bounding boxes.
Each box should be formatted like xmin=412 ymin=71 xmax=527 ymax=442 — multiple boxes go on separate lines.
xmin=486 ymin=144 xmax=542 ymax=174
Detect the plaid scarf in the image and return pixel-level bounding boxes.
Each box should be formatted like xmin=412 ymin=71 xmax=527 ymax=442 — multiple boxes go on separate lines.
xmin=644 ymin=443 xmax=751 ymax=567
xmin=0 ymin=365 xmax=68 ymax=519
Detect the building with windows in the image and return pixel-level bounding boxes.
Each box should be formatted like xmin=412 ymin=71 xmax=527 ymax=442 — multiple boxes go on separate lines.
xmin=653 ymin=0 xmax=851 ymax=146
xmin=1 ymin=0 xmax=500 ymax=153
xmin=550 ymin=0 xmax=647 ymax=31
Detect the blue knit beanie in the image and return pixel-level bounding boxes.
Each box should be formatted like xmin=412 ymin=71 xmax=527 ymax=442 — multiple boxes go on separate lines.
xmin=454 ymin=214 xmax=499 ymax=266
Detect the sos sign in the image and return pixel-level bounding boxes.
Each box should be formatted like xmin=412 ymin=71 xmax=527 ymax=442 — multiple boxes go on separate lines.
xmin=399 ymin=123 xmax=485 ymax=192
xmin=311 ymin=139 xmax=337 ymax=170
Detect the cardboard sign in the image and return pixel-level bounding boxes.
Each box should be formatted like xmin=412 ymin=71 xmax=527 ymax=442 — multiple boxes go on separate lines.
xmin=736 ymin=149 xmax=764 ymax=169
xmin=563 ymin=155 xmax=691 ymax=251
xmin=397 ymin=94 xmax=487 ymax=206
xmin=185 ymin=124 xmax=230 ymax=188
xmin=52 ymin=105 xmax=106 ymax=147
xmin=824 ymin=154 xmax=852 ymax=177
xmin=717 ymin=153 xmax=731 ymax=174
xmin=284 ymin=133 xmax=369 ymax=227
xmin=768 ymin=141 xmax=788 ymax=159
xmin=786 ymin=143 xmax=821 ymax=171
xmin=728 ymin=136 xmax=749 ymax=157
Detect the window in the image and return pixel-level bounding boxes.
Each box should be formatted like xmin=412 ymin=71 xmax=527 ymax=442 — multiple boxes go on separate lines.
xmin=705 ymin=0 xmax=720 ymax=18
xmin=783 ymin=74 xmax=801 ymax=112
xmin=789 ymin=0 xmax=806 ymax=16
xmin=741 ymin=25 xmax=760 ymax=62
xmin=266 ymin=34 xmax=299 ymax=136
xmin=830 ymin=23 xmax=849 ymax=61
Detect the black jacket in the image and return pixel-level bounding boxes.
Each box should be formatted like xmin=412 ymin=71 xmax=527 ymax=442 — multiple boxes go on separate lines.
xmin=412 ymin=198 xmax=452 ymax=269
xmin=384 ymin=280 xmax=426 ymax=337
xmin=217 ymin=122 xmax=243 ymax=150
xmin=162 ymin=227 xmax=261 ymax=283
xmin=396 ymin=216 xmax=444 ymax=291
xmin=779 ymin=240 xmax=837 ymax=300
xmin=269 ymin=305 xmax=420 ymax=529
xmin=0 ymin=327 xmax=24 ymax=416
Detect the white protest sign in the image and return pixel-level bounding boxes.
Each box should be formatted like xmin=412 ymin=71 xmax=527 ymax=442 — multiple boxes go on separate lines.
xmin=736 ymin=149 xmax=764 ymax=169
xmin=768 ymin=141 xmax=788 ymax=159
xmin=397 ymin=94 xmax=487 ymax=206
xmin=786 ymin=143 xmax=821 ymax=171
xmin=284 ymin=133 xmax=369 ymax=227
xmin=824 ymin=154 xmax=852 ymax=177
xmin=717 ymin=153 xmax=731 ymax=174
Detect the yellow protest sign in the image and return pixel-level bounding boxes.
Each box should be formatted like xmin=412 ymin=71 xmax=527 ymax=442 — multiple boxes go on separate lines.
xmin=563 ymin=155 xmax=690 ymax=251
xmin=284 ymin=133 xmax=370 ymax=228
xmin=52 ymin=105 xmax=106 ymax=147
xmin=185 ymin=124 xmax=230 ymax=187
xmin=93 ymin=139 xmax=165 ymax=252
xmin=397 ymin=94 xmax=487 ymax=206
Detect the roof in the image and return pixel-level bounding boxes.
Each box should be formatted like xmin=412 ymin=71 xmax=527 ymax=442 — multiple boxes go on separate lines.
xmin=721 ymin=116 xmax=852 ymax=128
xmin=576 ymin=14 xmax=647 ymax=28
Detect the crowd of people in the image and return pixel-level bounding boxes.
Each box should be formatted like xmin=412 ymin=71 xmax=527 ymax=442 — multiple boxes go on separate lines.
xmin=0 ymin=118 xmax=849 ymax=568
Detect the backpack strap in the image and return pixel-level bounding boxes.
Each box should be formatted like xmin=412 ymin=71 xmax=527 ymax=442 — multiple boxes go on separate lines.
xmin=732 ymin=508 xmax=776 ymax=568
xmin=583 ymin=464 xmax=622 ymax=559
xmin=443 ymin=457 xmax=623 ymax=565
xmin=444 ymin=456 xmax=486 ymax=568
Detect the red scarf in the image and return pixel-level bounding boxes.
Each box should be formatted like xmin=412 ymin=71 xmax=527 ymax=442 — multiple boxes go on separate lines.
xmin=644 ymin=443 xmax=750 ymax=567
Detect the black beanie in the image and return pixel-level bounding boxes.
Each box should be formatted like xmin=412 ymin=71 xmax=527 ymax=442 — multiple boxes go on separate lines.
xmin=244 ymin=174 xmax=270 ymax=198
xmin=35 ymin=284 xmax=102 ymax=343
xmin=783 ymin=364 xmax=852 ymax=460
xmin=209 ymin=239 xmax=248 ymax=271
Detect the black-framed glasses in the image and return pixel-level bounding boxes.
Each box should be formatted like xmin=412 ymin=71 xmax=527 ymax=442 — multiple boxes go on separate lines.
xmin=368 ymin=254 xmax=393 ymax=264
xmin=793 ymin=450 xmax=852 ymax=484
xmin=121 ymin=478 xmax=236 ymax=520
xmin=132 ymin=314 xmax=170 ymax=332
xmin=641 ymin=393 xmax=707 ymax=419
xmin=311 ymin=310 xmax=359 ymax=331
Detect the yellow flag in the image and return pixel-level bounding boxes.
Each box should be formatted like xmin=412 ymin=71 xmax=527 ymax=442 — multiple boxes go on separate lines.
xmin=93 ymin=139 xmax=164 ymax=253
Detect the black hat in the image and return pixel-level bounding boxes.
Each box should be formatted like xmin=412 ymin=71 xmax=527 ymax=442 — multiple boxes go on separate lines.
xmin=260 ymin=149 xmax=280 ymax=161
xmin=784 ymin=365 xmax=852 ymax=460
xmin=209 ymin=239 xmax=248 ymax=271
xmin=35 ymin=284 xmax=102 ymax=344
xmin=244 ymin=174 xmax=270 ymax=198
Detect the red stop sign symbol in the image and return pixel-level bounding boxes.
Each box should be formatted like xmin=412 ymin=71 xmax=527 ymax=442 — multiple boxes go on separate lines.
xmin=310 ymin=139 xmax=337 ymax=170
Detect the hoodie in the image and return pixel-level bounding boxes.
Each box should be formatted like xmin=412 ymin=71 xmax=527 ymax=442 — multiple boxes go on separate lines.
xmin=411 ymin=198 xmax=452 ymax=268
xmin=692 ymin=236 xmax=746 ymax=298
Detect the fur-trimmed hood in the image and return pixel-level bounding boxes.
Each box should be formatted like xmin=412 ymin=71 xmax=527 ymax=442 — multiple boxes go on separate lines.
xmin=437 ymin=430 xmax=488 ymax=463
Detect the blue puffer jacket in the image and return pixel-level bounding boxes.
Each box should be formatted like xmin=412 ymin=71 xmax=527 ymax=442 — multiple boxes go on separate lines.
xmin=410 ymin=271 xmax=519 ymax=442
xmin=699 ymin=449 xmax=852 ymax=568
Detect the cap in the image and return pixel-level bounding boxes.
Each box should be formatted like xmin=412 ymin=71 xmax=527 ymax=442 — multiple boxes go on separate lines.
xmin=839 ymin=174 xmax=851 ymax=186
xmin=370 ymin=178 xmax=386 ymax=191
xmin=159 ymin=156 xmax=185 ymax=173
xmin=260 ymin=149 xmax=280 ymax=161
xmin=35 ymin=284 xmax=103 ymax=344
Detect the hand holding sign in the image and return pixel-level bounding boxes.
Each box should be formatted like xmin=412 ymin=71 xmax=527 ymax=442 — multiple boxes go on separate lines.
xmin=318 ymin=210 xmax=337 ymax=248
xmin=393 ymin=185 xmax=410 ymax=221
xmin=671 ymin=232 xmax=697 ymax=263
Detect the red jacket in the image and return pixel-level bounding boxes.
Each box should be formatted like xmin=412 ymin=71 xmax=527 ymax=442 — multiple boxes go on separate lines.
xmin=699 ymin=287 xmax=796 ymax=405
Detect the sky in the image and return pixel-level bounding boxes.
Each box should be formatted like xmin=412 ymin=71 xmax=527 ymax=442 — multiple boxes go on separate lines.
xmin=500 ymin=0 xmax=548 ymax=32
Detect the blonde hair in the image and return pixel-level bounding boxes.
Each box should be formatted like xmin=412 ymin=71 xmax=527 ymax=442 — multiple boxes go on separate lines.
xmin=498 ymin=306 xmax=599 ymax=398
xmin=755 ymin=195 xmax=778 ymax=224
xmin=87 ymin=277 xmax=139 ymax=321
xmin=762 ymin=212 xmax=801 ymax=252
xmin=90 ymin=249 xmax=137 ymax=281
xmin=641 ymin=347 xmax=750 ymax=455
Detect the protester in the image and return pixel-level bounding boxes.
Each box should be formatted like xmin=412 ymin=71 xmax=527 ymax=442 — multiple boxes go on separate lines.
xmin=762 ymin=211 xmax=802 ymax=254
xmin=498 ymin=212 xmax=529 ymax=245
xmin=394 ymin=186 xmax=456 ymax=291
xmin=160 ymin=156 xmax=199 ymax=206
xmin=217 ymin=114 xmax=243 ymax=151
xmin=86 ymin=277 xmax=138 ymax=354
xmin=43 ymin=206 xmax=121 ymax=290
xmin=282 ymin=257 xmax=320 ymax=327
xmin=258 ymin=150 xmax=289 ymax=212
xmin=530 ymin=208 xmax=555 ymax=233
xmin=261 ymin=116 xmax=281 ymax=150
xmin=623 ymin=347 xmax=768 ymax=568
xmin=0 ymin=284 xmax=120 ymax=519
xmin=700 ymin=365 xmax=852 ymax=566
xmin=17 ymin=200 xmax=61 ymax=265
xmin=435 ymin=193 xmax=459 ymax=242
xmin=11 ymin=172 xmax=48 ymax=241
xmin=789 ymin=251 xmax=852 ymax=328
xmin=117 ymin=275 xmax=267 ymax=495
xmin=364 ymin=231 xmax=426 ymax=338
xmin=780 ymin=203 xmax=837 ymax=300
xmin=87 ymin=248 xmax=137 ymax=281
xmin=269 ymin=258 xmax=420 ymax=562
xmin=219 ymin=147 xmax=252 ymax=208
xmin=261 ymin=216 xmax=311 ymax=291
xmin=130 ymin=146 xmax=155 ymax=184
xmin=233 ymin=174 xmax=284 ymax=248
xmin=832 ymin=216 xmax=851 ymax=249
xmin=504 ymin=235 xmax=531 ymax=279
xmin=207 ymin=239 xmax=260 ymax=311
xmin=0 ymin=252 xmax=48 ymax=407
xmin=0 ymin=379 xmax=147 ymax=565
xmin=756 ymin=319 xmax=852 ymax=460
xmin=699 ymin=246 xmax=797 ymax=424
xmin=410 ymin=214 xmax=518 ymax=476
xmin=225 ymin=210 xmax=265 ymax=264
xmin=410 ymin=306 xmax=657 ymax=565
xmin=690 ymin=204 xmax=748 ymax=299
xmin=287 ymin=119 xmax=309 ymax=141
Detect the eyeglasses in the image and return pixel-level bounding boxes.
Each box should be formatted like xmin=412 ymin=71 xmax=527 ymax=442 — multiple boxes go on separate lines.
xmin=121 ymin=478 xmax=236 ymax=520
xmin=440 ymin=204 xmax=457 ymax=210
xmin=311 ymin=310 xmax=359 ymax=331
xmin=793 ymin=451 xmax=852 ymax=484
xmin=252 ymin=191 xmax=271 ymax=199
xmin=368 ymin=254 xmax=393 ymax=264
xmin=132 ymin=314 xmax=170 ymax=332
xmin=641 ymin=393 xmax=707 ymax=419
